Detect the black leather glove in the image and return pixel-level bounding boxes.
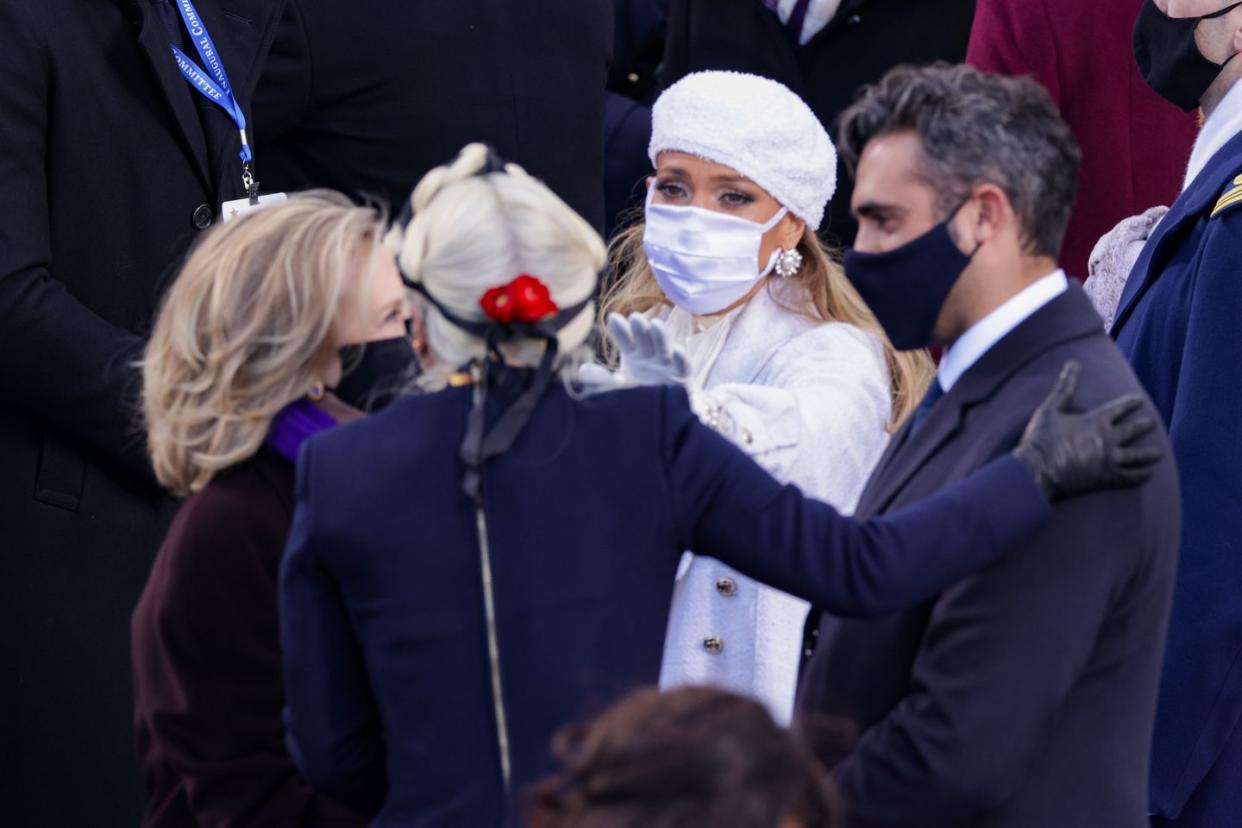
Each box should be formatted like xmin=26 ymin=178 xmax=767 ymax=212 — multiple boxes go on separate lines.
xmin=1012 ymin=362 xmax=1162 ymax=501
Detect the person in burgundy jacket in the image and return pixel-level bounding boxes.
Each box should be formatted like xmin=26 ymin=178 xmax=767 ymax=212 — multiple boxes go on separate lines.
xmin=967 ymin=0 xmax=1199 ymax=281
xmin=130 ymin=193 xmax=416 ymax=827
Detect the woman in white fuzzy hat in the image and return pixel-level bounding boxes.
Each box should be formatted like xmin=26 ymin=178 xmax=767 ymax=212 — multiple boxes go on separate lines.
xmin=600 ymin=70 xmax=934 ymax=724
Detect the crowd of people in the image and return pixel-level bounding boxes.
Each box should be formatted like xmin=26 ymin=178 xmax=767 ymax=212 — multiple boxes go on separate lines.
xmin=1 ymin=1 xmax=1238 ymax=827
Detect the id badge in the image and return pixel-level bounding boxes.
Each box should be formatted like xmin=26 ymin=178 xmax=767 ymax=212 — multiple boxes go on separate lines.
xmin=221 ymin=192 xmax=288 ymax=223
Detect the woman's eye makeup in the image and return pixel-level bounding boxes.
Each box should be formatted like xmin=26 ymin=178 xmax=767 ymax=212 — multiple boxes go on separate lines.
xmin=656 ymin=180 xmax=688 ymax=198
xmin=719 ymin=189 xmax=755 ymax=206
xmin=654 ymin=180 xmax=756 ymax=206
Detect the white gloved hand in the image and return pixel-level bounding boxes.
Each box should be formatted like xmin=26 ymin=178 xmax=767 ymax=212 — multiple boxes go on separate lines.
xmin=580 ymin=314 xmax=719 ymax=428
xmin=577 ymin=313 xmax=694 ymax=390
xmin=605 ymin=312 xmax=692 ymax=386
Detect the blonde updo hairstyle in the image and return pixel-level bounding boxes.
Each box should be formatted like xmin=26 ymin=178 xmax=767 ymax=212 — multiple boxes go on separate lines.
xmin=143 ymin=191 xmax=386 ymax=496
xmin=388 ymin=143 xmax=606 ymax=389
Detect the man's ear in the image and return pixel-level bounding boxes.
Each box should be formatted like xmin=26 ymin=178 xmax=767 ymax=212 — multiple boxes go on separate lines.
xmin=971 ymin=183 xmax=1011 ymax=245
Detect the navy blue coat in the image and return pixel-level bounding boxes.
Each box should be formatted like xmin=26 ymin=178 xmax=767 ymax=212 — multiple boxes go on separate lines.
xmin=279 ymin=380 xmax=1049 ymax=826
xmin=1113 ymin=132 xmax=1242 ymax=824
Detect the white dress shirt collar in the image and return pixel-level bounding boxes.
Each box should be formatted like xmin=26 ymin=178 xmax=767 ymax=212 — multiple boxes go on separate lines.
xmin=938 ymin=269 xmax=1069 ymax=392
xmin=1185 ymin=78 xmax=1242 ymax=192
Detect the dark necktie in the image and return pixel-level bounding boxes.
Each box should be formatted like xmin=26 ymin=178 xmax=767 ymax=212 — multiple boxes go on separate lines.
xmin=761 ymin=0 xmax=813 ymax=45
xmin=909 ymin=379 xmax=945 ymax=433
xmin=786 ymin=0 xmax=813 ymax=43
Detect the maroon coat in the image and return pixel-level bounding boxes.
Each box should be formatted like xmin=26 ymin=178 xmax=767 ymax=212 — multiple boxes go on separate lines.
xmin=131 ymin=449 xmax=364 ymax=827
xmin=967 ymin=0 xmax=1198 ymax=280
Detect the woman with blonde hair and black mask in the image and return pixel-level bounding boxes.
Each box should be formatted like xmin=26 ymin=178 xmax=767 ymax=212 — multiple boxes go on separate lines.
xmin=131 ymin=192 xmax=416 ymax=828
xmin=592 ymin=70 xmax=933 ymax=722
xmin=276 ymin=142 xmax=1159 ymax=826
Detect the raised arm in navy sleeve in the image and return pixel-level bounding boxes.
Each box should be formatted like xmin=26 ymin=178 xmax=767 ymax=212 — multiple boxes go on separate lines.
xmin=280 ymin=440 xmax=386 ymax=818
xmin=660 ymin=387 xmax=1052 ymax=617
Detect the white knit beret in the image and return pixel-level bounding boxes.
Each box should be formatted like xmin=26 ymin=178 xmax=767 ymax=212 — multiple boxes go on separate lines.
xmin=649 ymin=71 xmax=838 ymax=229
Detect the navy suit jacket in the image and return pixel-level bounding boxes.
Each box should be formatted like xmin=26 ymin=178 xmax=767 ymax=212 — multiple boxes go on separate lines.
xmin=1113 ymin=131 xmax=1242 ymax=822
xmin=279 ymin=379 xmax=1049 ymax=826
xmin=799 ymin=286 xmax=1180 ymax=828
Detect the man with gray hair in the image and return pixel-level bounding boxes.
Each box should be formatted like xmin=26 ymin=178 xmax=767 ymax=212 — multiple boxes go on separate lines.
xmin=796 ymin=64 xmax=1181 ymax=827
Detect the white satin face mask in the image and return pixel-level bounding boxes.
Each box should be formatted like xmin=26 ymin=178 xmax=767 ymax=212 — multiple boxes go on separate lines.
xmin=642 ymin=188 xmax=788 ymax=315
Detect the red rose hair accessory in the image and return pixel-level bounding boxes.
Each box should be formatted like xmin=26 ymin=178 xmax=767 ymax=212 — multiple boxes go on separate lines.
xmin=480 ymin=274 xmax=560 ymax=325
xmin=390 ymin=145 xmax=599 ymax=507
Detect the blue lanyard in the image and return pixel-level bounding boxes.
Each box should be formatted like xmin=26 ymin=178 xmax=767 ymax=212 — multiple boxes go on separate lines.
xmin=167 ymin=0 xmax=257 ymax=192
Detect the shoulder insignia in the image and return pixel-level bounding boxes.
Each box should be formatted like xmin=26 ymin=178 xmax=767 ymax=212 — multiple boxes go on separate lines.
xmin=1211 ymin=173 xmax=1242 ymax=218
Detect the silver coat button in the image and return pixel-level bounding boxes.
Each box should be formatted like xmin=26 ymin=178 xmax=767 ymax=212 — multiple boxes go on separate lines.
xmin=703 ymin=636 xmax=724 ymax=654
xmin=716 ymin=578 xmax=738 ymax=597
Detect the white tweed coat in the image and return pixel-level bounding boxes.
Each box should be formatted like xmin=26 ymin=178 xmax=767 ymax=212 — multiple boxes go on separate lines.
xmin=657 ymin=277 xmax=892 ymax=724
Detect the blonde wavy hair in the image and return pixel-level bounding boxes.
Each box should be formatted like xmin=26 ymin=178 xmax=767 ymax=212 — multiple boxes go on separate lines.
xmin=602 ymin=219 xmax=934 ymax=430
xmin=387 ymin=143 xmax=606 ymax=388
xmin=143 ymin=191 xmax=386 ymax=496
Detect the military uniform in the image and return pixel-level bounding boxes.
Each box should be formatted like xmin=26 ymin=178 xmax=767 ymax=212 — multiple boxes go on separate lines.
xmin=1113 ymin=130 xmax=1242 ymax=826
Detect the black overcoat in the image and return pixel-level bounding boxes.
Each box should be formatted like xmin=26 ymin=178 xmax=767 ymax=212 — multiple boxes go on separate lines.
xmin=251 ymin=0 xmax=614 ymax=231
xmin=0 ymin=1 xmax=285 ymax=823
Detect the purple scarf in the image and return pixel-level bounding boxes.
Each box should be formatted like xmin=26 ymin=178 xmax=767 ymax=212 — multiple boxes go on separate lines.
xmin=267 ymin=399 xmax=338 ymax=463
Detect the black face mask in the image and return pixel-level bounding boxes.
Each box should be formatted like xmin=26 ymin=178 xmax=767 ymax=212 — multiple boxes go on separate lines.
xmin=1134 ymin=0 xmax=1242 ymax=112
xmin=843 ymin=199 xmax=979 ymax=351
xmin=333 ymin=325 xmax=421 ymax=412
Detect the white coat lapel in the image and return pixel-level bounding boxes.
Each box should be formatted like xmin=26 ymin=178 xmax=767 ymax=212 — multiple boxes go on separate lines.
xmin=704 ymin=281 xmax=816 ymax=389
